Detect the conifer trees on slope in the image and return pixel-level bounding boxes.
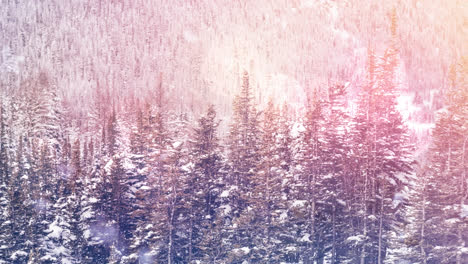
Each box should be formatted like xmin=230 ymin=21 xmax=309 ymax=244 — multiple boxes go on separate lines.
xmin=187 ymin=105 xmax=225 ymax=262
xmin=1 ymin=65 xmax=460 ymax=263
xmin=396 ymin=55 xmax=468 ymax=264
xmin=346 ymin=30 xmax=414 ymax=262
xmin=422 ymin=56 xmax=468 ymax=264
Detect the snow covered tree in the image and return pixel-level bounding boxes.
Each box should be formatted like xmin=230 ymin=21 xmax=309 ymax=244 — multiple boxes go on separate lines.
xmin=39 ymin=135 xmax=84 ymax=264
xmin=348 ymin=40 xmax=413 ymax=263
xmin=224 ymin=70 xmax=262 ymax=262
xmin=80 ymin=156 xmax=111 ymax=264
xmin=148 ymin=141 xmax=189 ymax=263
xmin=9 ymin=135 xmax=35 ymax=263
xmin=228 ymin=70 xmax=261 ymax=194
xmin=423 ymin=56 xmax=468 ymax=264
xmin=0 ymin=101 xmax=13 ymax=263
xmin=104 ymin=110 xmax=133 ymax=260
xmin=40 ymin=195 xmax=79 ymax=264
xmin=386 ymin=159 xmax=427 ymax=264
xmin=317 ymin=84 xmax=352 ymax=263
xmin=237 ymin=99 xmax=291 ymax=262
xmin=122 ymin=108 xmax=152 ymax=264
xmin=131 ymin=103 xmax=173 ymax=263
xmin=291 ymin=92 xmax=328 ymax=263
xmin=84 ymin=110 xmax=133 ymax=263
xmin=0 ymin=2 xmax=461 ymax=261
xmin=185 ymin=105 xmax=225 ymax=262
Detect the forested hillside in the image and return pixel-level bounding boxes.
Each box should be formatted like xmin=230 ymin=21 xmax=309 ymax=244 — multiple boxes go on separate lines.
xmin=0 ymin=0 xmax=467 ymax=263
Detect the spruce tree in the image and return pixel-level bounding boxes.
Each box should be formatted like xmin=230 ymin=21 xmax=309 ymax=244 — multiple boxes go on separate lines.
xmin=424 ymin=56 xmax=468 ymax=264
xmin=349 ymin=42 xmax=413 ymax=264
xmin=9 ymin=136 xmax=35 ymax=263
xmin=0 ymin=101 xmax=13 ymax=263
xmin=319 ymin=84 xmax=352 ymax=263
xmin=293 ymin=93 xmax=328 ymax=263
xmin=224 ymin=70 xmax=261 ymax=262
xmin=241 ymin=99 xmax=290 ymax=262
xmin=187 ymin=105 xmax=225 ymax=262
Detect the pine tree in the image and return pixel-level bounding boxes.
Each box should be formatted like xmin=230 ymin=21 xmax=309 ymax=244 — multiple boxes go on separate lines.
xmin=387 ymin=160 xmax=427 ymax=264
xmin=123 ymin=121 xmax=150 ymax=262
xmin=40 ymin=195 xmax=78 ymax=264
xmin=239 ymin=99 xmax=290 ymax=262
xmin=9 ymin=136 xmax=35 ymax=263
xmin=319 ymin=84 xmax=352 ymax=263
xmin=123 ymin=108 xmax=152 ymax=264
xmin=224 ymin=70 xmax=261 ymax=262
xmin=149 ymin=141 xmax=188 ymax=263
xmin=87 ymin=110 xmax=133 ymax=263
xmin=349 ymin=41 xmax=413 ymax=264
xmin=0 ymin=101 xmax=13 ymax=263
xmin=273 ymin=103 xmax=301 ymax=263
xmin=424 ymin=56 xmax=468 ymax=264
xmin=106 ymin=110 xmax=133 ymax=260
xmin=141 ymin=105 xmax=172 ymax=262
xmin=292 ymin=92 xmax=328 ymax=263
xmin=80 ymin=155 xmax=110 ymax=264
xmin=186 ymin=105 xmax=225 ymax=262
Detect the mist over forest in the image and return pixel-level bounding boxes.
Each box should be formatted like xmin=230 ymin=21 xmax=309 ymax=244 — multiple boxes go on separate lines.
xmin=0 ymin=0 xmax=467 ymax=263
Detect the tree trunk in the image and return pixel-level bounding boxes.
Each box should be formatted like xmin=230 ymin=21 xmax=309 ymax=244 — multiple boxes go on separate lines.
xmin=168 ymin=208 xmax=173 ymax=264
xmin=377 ymin=182 xmax=385 ymax=264
xmin=168 ymin=188 xmax=177 ymax=264
xmin=360 ymin=168 xmax=369 ymax=264
xmin=188 ymin=207 xmax=193 ymax=263
xmin=332 ymin=203 xmax=337 ymax=264
xmin=420 ymin=188 xmax=427 ymax=264
xmin=457 ymin=136 xmax=468 ymax=264
xmin=266 ymin=166 xmax=271 ymax=261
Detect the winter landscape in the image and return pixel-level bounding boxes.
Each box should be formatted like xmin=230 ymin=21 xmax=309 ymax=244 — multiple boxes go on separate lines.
xmin=0 ymin=0 xmax=467 ymax=263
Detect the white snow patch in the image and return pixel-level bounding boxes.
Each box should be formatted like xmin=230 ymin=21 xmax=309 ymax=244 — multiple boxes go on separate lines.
xmin=220 ymin=190 xmax=230 ymax=198
xmin=235 ymin=247 xmax=250 ymax=255
xmin=104 ymin=159 xmax=114 ymax=174
xmin=172 ymin=141 xmax=183 ymax=149
xmin=279 ymin=211 xmax=288 ymax=221
xmin=83 ymin=229 xmax=91 ymax=239
xmin=461 ymin=204 xmax=468 ymax=218
xmin=222 ymin=205 xmax=231 ymax=215
xmin=46 ymin=219 xmax=64 ymax=239
xmin=386 ymin=176 xmax=397 ymax=186
xmin=141 ymin=186 xmax=151 ymax=191
xmin=123 ymin=157 xmax=136 ymax=170
xmin=446 ymin=218 xmax=459 ymax=224
xmin=81 ymin=209 xmax=94 ymax=221
xmin=337 ymin=199 xmax=346 ymax=206
xmin=220 ymin=186 xmax=238 ymax=198
xmin=292 ymin=200 xmax=306 ymax=208
xmin=395 ymin=173 xmax=410 ymax=184
xmin=393 ymin=191 xmax=408 ymax=208
xmin=300 ymin=234 xmax=311 ymax=242
xmin=291 ymin=122 xmax=305 ymax=138
xmin=346 ymin=235 xmax=364 ymax=243
xmin=181 ymin=162 xmax=193 ymax=172
xmin=10 ymin=250 xmax=28 ymax=260
xmin=285 ymin=246 xmax=297 ymax=252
